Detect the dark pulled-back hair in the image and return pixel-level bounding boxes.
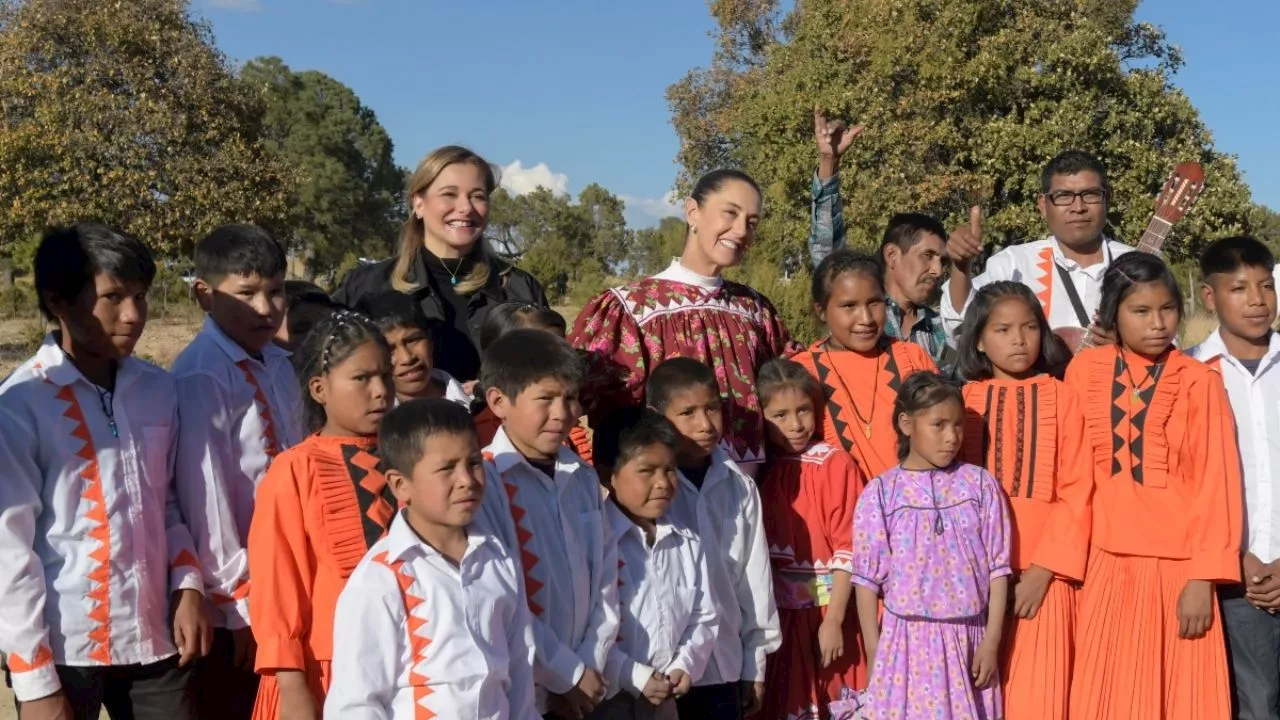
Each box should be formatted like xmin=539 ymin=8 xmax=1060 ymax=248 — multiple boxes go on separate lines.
xmin=811 ymin=249 xmax=885 ymax=308
xmin=1096 ymin=252 xmax=1183 ymax=333
xmin=756 ymin=357 xmax=820 ymax=409
xmin=352 ymin=290 xmax=443 ymax=341
xmin=378 ymin=398 xmax=478 ymax=476
xmin=592 ymin=406 xmax=680 ymax=474
xmin=1199 ymin=236 xmax=1276 ymax=279
xmin=293 ymin=309 xmax=390 ymax=433
xmin=690 ymin=168 xmax=761 ymax=208
xmin=479 ymin=329 xmax=584 ymax=400
xmin=194 ymin=223 xmax=287 ymax=283
xmin=479 ymin=302 xmax=567 ymax=351
xmin=1041 ymin=150 xmax=1108 ymax=194
xmin=646 ymin=357 xmax=719 ymax=413
xmin=956 ymin=281 xmax=1068 ymax=381
xmin=284 ymin=280 xmax=334 ymax=311
xmin=882 ymin=213 xmax=948 ymax=255
xmin=34 ymin=222 xmax=157 ymax=321
xmin=893 ymin=371 xmax=963 ymax=460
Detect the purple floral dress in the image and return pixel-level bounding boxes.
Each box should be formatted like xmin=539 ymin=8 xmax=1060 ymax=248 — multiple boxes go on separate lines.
xmin=852 ymin=463 xmax=1011 ymax=720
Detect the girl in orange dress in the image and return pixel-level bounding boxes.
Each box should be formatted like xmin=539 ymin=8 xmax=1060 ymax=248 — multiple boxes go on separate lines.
xmin=793 ymin=251 xmax=936 ymax=480
xmin=954 ymin=281 xmax=1091 ymax=720
xmin=247 ymin=311 xmax=398 ymax=720
xmin=756 ymin=358 xmax=866 ymax=719
xmin=1064 ymin=253 xmax=1242 ymax=720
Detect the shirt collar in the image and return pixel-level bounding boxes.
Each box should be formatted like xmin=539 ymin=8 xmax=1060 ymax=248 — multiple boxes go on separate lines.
xmin=654 ymin=258 xmax=723 ymax=289
xmin=487 ymin=426 xmax=583 ymax=478
xmin=606 ymin=501 xmax=685 ymax=547
xmin=884 ymin=296 xmax=939 ymax=324
xmin=34 ymin=333 xmax=145 ymax=392
xmin=679 ymin=443 xmax=736 ymax=493
xmin=1192 ymin=329 xmax=1280 ymax=371
xmin=383 ymin=509 xmax=500 ymax=564
xmin=202 ymin=315 xmax=291 ymax=366
xmin=1048 ymin=235 xmax=1115 ymax=272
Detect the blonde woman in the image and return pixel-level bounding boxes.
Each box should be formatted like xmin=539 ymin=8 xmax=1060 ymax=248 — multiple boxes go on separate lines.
xmin=334 ymin=145 xmax=548 ymax=382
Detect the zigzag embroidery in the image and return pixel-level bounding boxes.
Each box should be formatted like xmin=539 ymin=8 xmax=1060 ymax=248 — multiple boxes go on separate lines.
xmin=502 ymin=476 xmax=545 ymax=617
xmin=612 ymin=282 xmax=771 ymax=328
xmin=1035 ymin=245 xmax=1055 ymax=318
xmin=799 ymin=443 xmax=837 ymax=465
xmin=373 ymin=551 xmax=436 ymax=719
xmin=235 ymin=360 xmax=280 ymax=457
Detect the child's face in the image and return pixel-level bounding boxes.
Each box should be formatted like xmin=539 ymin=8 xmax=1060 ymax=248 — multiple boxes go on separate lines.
xmin=275 ymin=301 xmax=331 ymax=353
xmin=389 ymin=431 xmax=485 ymax=532
xmin=1115 ymin=282 xmax=1179 ymax=359
xmin=819 ymin=272 xmax=886 ymax=353
xmin=1202 ymin=266 xmax=1277 ymax=343
xmin=384 ymin=325 xmax=436 ymax=400
xmin=763 ymin=386 xmax=817 ymax=455
xmin=309 ymin=339 xmax=394 ymax=436
xmin=197 ymin=273 xmax=286 ymax=354
xmin=978 ymin=297 xmax=1042 ymax=380
xmin=661 ymin=385 xmax=724 ymax=463
xmin=898 ymin=398 xmax=965 ymax=468
xmin=606 ymin=442 xmax=679 ymax=525
xmin=488 ymin=376 xmax=580 ymax=461
xmin=53 ymin=272 xmax=149 ymax=360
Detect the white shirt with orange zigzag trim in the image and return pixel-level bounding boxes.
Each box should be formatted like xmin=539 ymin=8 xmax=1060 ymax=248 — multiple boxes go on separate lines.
xmin=326 ymin=509 xmax=540 ymax=719
xmin=171 ymin=316 xmax=303 ymax=629
xmin=0 ymin=337 xmax=203 ymax=701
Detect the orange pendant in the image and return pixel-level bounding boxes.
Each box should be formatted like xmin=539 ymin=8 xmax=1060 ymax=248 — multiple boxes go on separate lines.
xmin=863 ymin=422 xmax=873 ymax=439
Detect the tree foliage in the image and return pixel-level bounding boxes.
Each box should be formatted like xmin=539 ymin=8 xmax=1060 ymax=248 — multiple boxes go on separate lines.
xmin=668 ymin=0 xmax=1265 ymax=336
xmin=241 ymin=56 xmax=403 ymax=278
xmin=0 ymin=0 xmax=295 ymax=261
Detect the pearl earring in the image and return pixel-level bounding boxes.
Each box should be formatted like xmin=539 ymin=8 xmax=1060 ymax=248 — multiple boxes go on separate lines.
xmin=692 ymin=225 xmax=698 ymax=234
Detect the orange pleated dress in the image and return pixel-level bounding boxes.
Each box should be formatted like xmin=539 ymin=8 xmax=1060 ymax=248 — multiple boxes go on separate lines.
xmin=1063 ymin=347 xmax=1242 ymax=720
xmin=246 ymin=434 xmax=397 ymax=720
xmin=793 ymin=338 xmax=936 ymax=481
xmin=961 ymin=375 xmax=1093 ymax=720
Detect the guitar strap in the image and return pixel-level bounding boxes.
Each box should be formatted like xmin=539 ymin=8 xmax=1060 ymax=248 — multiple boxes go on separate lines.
xmin=1054 ymin=262 xmax=1092 ymax=328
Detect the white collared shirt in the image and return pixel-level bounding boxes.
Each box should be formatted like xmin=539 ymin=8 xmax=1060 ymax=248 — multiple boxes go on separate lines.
xmin=434 ymin=368 xmax=472 ymax=407
xmin=326 ymin=510 xmax=540 ymax=720
xmin=481 ymin=427 xmax=620 ymax=710
xmin=666 ymin=446 xmax=780 ymax=684
xmin=0 ymin=337 xmax=203 ymax=701
xmin=605 ymin=503 xmax=717 ymax=698
xmin=941 ymin=236 xmax=1133 ymax=337
xmin=170 ymin=315 xmax=303 ymax=628
xmin=1188 ymin=331 xmax=1280 ymax=563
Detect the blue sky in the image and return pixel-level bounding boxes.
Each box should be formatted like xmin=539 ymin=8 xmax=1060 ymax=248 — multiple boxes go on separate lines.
xmin=198 ymin=0 xmax=1279 ymax=227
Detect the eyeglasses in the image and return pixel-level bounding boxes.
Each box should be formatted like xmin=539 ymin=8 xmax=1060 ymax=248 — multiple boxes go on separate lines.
xmin=1044 ymin=189 xmax=1107 ymax=207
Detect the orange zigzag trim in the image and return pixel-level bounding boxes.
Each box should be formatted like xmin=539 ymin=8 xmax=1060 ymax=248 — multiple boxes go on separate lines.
xmin=54 ymin=385 xmax=112 ymax=665
xmin=1035 ymin=246 xmax=1055 ymax=320
xmin=6 ymin=645 xmax=53 ymax=673
xmin=503 ymin=479 xmax=546 ymax=617
xmin=236 ymin=360 xmax=280 ymax=457
xmin=373 ymin=551 xmax=436 ymax=720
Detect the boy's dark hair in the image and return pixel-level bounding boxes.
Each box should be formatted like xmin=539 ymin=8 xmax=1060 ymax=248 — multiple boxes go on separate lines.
xmin=479 ymin=329 xmax=584 ymax=400
xmin=882 ymin=213 xmax=948 ymax=256
xmin=956 ymin=281 xmax=1069 ymax=381
xmin=284 ymin=280 xmax=334 ymax=311
xmin=34 ymin=223 xmax=157 ymax=321
xmin=756 ymin=357 xmax=820 ymax=409
xmin=646 ymin=357 xmax=719 ymax=413
xmin=1199 ymin=236 xmax=1276 ymax=279
xmin=592 ymin=406 xmax=680 ymax=474
xmin=294 ymin=310 xmax=390 ymax=433
xmin=480 ymin=302 xmax=567 ymax=351
xmin=1097 ymin=252 xmax=1183 ymax=333
xmin=893 ymin=371 xmax=963 ymax=460
xmin=379 ymin=398 xmax=478 ymax=476
xmin=811 ymin=250 xmax=884 ymax=309
xmin=194 ymin=223 xmax=287 ymax=283
xmin=1041 ymin=150 xmax=1108 ymax=194
xmin=352 ymin=290 xmax=443 ymax=340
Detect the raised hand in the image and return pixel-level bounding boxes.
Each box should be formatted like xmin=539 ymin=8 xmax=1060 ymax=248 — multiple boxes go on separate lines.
xmin=947 ymin=205 xmax=984 ymax=273
xmin=814 ymin=106 xmax=863 ymax=179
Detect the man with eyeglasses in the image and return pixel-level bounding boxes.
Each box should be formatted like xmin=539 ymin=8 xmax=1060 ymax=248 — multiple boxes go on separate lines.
xmin=940 ymin=150 xmax=1132 ymax=345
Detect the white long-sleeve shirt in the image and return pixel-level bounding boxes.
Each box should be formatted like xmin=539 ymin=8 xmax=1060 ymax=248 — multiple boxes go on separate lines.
xmin=325 ymin=509 xmax=540 ymax=720
xmin=170 ymin=316 xmax=303 ymax=629
xmin=481 ymin=427 xmax=619 ymax=710
xmin=1188 ymin=330 xmax=1280 ymax=563
xmin=0 ymin=337 xmax=203 ymax=701
xmin=604 ymin=503 xmax=717 ymax=699
xmin=940 ymin=236 xmax=1133 ymax=338
xmin=666 ymin=446 xmax=780 ymax=685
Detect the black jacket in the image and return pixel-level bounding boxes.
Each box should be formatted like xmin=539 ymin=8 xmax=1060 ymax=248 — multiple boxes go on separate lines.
xmin=333 ymin=251 xmax=548 ymax=382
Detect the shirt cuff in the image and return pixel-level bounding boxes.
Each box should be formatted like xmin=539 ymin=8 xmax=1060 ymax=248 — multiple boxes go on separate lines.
xmin=851 ymin=573 xmax=882 ymax=593
xmin=169 ymin=567 xmax=203 ymax=596
xmin=216 ymin=598 xmax=250 ymax=631
xmin=623 ymin=659 xmax=656 ymax=697
xmin=10 ymin=664 xmax=61 ymax=703
xmin=740 ymin=647 xmax=767 ymax=683
xmin=1189 ymin=551 xmax=1242 ymax=583
xmin=253 ymin=635 xmax=307 ymax=673
xmin=812 ymin=171 xmax=840 ymax=196
xmin=538 ymin=643 xmax=585 ymax=695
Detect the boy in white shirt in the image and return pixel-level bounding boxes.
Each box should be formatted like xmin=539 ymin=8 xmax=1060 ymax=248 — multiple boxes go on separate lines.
xmin=590 ymin=406 xmax=717 ymax=720
xmin=1188 ymin=236 xmax=1280 ymax=720
xmin=169 ymin=224 xmax=303 ymax=720
xmin=0 ymin=223 xmax=211 ymax=719
xmin=480 ymin=329 xmax=620 ymax=719
xmin=646 ymin=358 xmax=781 ymax=719
xmin=326 ymin=398 xmax=539 ymax=719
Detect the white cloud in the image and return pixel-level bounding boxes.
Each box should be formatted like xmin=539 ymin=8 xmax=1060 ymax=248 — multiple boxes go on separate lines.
xmin=207 ymin=0 xmax=262 ymax=10
xmin=621 ymin=190 xmax=684 ymax=228
xmin=499 ymin=160 xmax=569 ymax=198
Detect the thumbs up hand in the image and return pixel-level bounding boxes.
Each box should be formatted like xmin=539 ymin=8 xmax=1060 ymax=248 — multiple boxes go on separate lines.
xmin=947 ymin=205 xmax=984 ymax=274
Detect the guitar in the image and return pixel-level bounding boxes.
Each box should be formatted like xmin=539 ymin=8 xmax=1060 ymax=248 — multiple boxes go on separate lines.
xmin=1052 ymin=161 xmax=1206 ymax=352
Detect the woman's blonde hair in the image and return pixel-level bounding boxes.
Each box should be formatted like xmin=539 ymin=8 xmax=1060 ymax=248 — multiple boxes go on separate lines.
xmin=391 ymin=145 xmax=499 ymax=296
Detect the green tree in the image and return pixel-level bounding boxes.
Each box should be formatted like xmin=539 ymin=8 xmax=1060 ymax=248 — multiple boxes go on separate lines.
xmin=0 ymin=0 xmax=295 ymax=264
xmin=626 ymin=216 xmax=688 ymax=276
xmin=669 ymin=0 xmax=1262 ymax=338
xmin=241 ymin=57 xmax=403 ymax=279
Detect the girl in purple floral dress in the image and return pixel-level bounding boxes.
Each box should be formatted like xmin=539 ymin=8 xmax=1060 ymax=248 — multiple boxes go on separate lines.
xmin=852 ymin=372 xmax=1011 ymax=720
